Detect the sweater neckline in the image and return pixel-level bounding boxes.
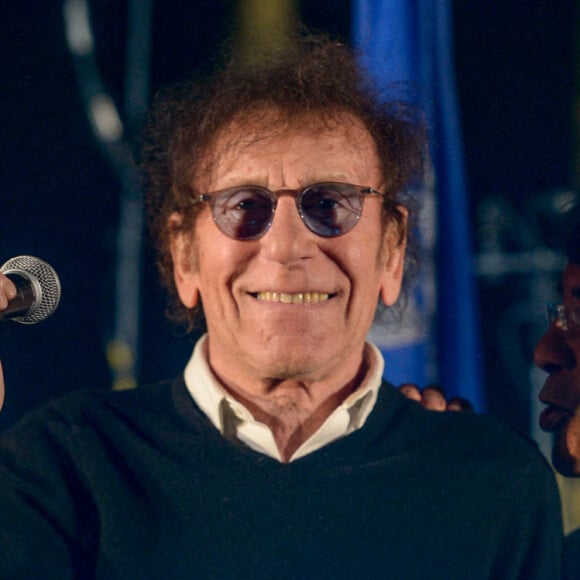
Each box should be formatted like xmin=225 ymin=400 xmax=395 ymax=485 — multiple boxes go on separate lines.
xmin=170 ymin=374 xmax=411 ymax=467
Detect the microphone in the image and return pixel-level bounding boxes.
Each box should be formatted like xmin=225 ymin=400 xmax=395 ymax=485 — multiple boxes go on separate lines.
xmin=0 ymin=256 xmax=61 ymax=324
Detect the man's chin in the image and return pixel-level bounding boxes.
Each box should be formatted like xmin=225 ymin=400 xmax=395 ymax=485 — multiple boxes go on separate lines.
xmin=257 ymin=357 xmax=323 ymax=381
xmin=552 ymin=431 xmax=580 ymax=477
xmin=552 ymin=455 xmax=580 ymax=477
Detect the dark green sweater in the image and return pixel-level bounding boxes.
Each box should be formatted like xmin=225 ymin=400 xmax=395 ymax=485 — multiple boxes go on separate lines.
xmin=0 ymin=377 xmax=562 ymax=579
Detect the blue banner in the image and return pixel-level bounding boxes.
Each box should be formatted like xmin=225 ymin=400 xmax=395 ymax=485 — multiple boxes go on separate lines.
xmin=353 ymin=0 xmax=485 ymax=410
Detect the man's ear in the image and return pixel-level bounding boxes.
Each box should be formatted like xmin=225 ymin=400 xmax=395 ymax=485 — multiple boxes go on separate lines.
xmin=169 ymin=212 xmax=200 ymax=308
xmin=379 ymin=208 xmax=407 ymax=306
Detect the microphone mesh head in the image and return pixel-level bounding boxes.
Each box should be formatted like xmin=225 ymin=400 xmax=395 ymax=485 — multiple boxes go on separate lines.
xmin=0 ymin=255 xmax=62 ymax=324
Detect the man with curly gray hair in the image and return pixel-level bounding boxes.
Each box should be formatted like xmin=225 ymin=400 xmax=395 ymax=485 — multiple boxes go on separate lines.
xmin=0 ymin=34 xmax=562 ymax=578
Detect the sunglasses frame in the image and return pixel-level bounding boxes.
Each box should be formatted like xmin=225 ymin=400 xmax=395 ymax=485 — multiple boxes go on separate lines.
xmin=193 ymin=182 xmax=386 ymax=240
xmin=547 ymin=303 xmax=580 ymax=332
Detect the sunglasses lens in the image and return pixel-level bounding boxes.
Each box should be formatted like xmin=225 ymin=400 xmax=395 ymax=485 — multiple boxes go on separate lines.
xmin=213 ymin=188 xmax=274 ymax=240
xmin=300 ymin=184 xmax=361 ymax=237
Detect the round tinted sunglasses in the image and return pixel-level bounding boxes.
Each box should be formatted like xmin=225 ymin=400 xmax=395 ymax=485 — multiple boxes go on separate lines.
xmin=193 ymin=182 xmax=387 ymax=240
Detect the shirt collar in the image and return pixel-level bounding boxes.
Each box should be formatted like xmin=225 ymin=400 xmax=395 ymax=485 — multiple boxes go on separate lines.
xmin=183 ymin=334 xmax=385 ymax=460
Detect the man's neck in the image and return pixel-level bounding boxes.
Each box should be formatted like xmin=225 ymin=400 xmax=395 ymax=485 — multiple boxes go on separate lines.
xmin=217 ymin=363 xmax=369 ymax=462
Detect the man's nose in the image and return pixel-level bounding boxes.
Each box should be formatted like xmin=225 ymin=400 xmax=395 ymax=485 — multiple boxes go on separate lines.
xmin=259 ymin=196 xmax=316 ymax=263
xmin=534 ymin=324 xmax=576 ymax=373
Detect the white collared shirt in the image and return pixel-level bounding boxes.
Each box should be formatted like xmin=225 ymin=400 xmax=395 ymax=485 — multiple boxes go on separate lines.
xmin=183 ymin=334 xmax=385 ymax=462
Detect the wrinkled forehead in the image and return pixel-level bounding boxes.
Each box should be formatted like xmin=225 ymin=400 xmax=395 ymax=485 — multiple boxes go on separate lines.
xmin=192 ymin=108 xmax=380 ymax=191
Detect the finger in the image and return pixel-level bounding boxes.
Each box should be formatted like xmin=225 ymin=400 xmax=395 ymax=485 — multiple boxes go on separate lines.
xmin=423 ymin=383 xmax=445 ymax=396
xmin=421 ymin=386 xmax=448 ymax=411
xmin=0 ymin=274 xmax=17 ymax=309
xmin=447 ymin=397 xmax=473 ymax=412
xmin=398 ymin=383 xmax=422 ymax=402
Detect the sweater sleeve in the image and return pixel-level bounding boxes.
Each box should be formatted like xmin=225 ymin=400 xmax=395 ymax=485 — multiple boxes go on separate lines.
xmin=0 ymin=406 xmax=96 ymax=578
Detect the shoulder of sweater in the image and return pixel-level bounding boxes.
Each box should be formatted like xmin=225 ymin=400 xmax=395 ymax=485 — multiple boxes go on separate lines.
xmin=378 ymin=381 xmax=552 ymax=472
xmin=2 ymin=376 xmax=187 ymax=438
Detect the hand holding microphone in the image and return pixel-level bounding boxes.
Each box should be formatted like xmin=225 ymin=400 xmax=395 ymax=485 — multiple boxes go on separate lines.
xmin=0 ymin=272 xmax=17 ymax=313
xmin=0 ymin=256 xmax=62 ymax=411
xmin=0 ymin=256 xmax=61 ymax=324
xmin=0 ymin=273 xmax=16 ymax=412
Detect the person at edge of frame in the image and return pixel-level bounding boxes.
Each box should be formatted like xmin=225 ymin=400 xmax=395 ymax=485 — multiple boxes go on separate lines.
xmin=403 ymin=200 xmax=580 ymax=577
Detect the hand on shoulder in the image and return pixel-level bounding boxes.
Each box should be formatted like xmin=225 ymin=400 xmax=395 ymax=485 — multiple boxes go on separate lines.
xmin=398 ymin=383 xmax=473 ymax=412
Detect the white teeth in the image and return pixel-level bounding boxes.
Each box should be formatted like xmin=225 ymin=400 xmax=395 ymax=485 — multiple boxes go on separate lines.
xmin=256 ymin=291 xmax=330 ymax=304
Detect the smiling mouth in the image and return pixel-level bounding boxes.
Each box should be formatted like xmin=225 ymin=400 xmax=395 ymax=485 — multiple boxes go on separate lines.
xmin=253 ymin=291 xmax=333 ymax=304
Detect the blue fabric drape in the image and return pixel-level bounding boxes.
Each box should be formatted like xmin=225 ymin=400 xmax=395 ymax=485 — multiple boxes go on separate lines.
xmin=352 ymin=0 xmax=485 ymax=410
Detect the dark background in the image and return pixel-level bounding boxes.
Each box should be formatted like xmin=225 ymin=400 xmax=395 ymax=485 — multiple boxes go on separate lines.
xmin=0 ymin=1 xmax=577 ymax=434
